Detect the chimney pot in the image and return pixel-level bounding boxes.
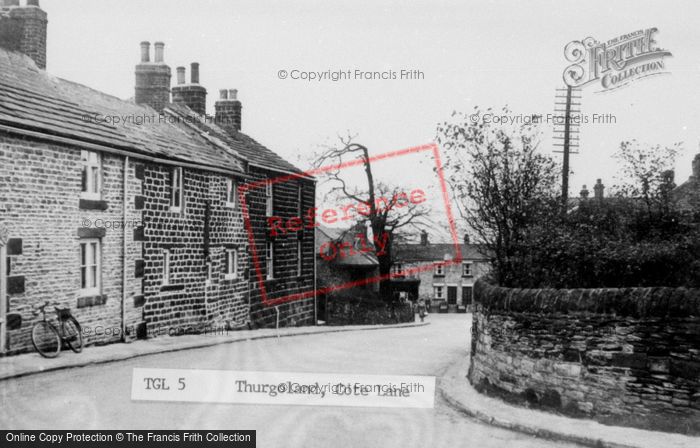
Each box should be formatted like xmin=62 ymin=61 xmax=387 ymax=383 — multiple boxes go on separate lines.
xmin=219 ymin=89 xmax=228 ymax=100
xmin=190 ymin=62 xmax=200 ymax=84
xmin=154 ymin=41 xmax=165 ymax=63
xmin=594 ymin=179 xmax=605 ymax=200
xmin=420 ymin=231 xmax=428 ymax=246
xmin=139 ymin=41 xmax=150 ymax=63
xmin=229 ymin=89 xmax=238 ymax=100
xmin=176 ymin=66 xmax=185 ymax=85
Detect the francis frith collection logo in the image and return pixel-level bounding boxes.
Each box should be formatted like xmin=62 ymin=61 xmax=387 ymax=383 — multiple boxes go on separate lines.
xmin=563 ymin=28 xmax=672 ymax=92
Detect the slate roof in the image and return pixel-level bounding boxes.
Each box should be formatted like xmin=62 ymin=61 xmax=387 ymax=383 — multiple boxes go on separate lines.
xmin=315 ymin=225 xmax=378 ymax=268
xmin=0 ymin=48 xmax=305 ymax=177
xmin=394 ymin=243 xmax=491 ymax=263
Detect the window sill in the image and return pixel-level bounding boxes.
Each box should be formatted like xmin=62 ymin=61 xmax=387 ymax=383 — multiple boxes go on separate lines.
xmin=160 ymin=284 xmax=185 ymax=292
xmin=79 ymin=198 xmax=108 ymax=211
xmin=77 ymin=294 xmax=107 ymax=308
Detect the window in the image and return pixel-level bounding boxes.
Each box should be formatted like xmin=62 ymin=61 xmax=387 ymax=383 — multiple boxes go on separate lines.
xmin=391 ymin=263 xmax=404 ymax=276
xmin=296 ymin=241 xmax=302 ymax=277
xmin=81 ymin=150 xmax=101 ymax=199
xmin=434 ymin=263 xmax=445 ymax=276
xmin=462 ymin=262 xmax=473 ymax=277
xmin=266 ymin=241 xmax=274 ymax=280
xmin=225 ymin=249 xmax=238 ymax=280
xmin=265 ymin=181 xmax=273 ymax=217
xmin=462 ymin=286 xmax=473 ymax=305
xmin=170 ymin=167 xmax=184 ymax=211
xmin=434 ymin=286 xmax=444 ymax=300
xmin=226 ymin=178 xmax=238 ymax=208
xmin=162 ymin=249 xmax=171 ymax=285
xmin=79 ymin=240 xmax=101 ymax=295
xmin=297 ymin=184 xmax=303 ymax=217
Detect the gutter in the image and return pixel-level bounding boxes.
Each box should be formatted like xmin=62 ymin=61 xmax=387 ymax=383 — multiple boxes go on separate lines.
xmin=121 ymin=156 xmax=129 ymax=342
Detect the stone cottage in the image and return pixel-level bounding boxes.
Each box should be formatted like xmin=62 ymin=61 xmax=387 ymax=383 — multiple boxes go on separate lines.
xmin=0 ymin=0 xmax=315 ymax=354
xmin=392 ymin=231 xmax=491 ymax=312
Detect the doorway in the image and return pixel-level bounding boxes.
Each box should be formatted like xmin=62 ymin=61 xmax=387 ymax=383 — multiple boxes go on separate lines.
xmin=447 ymin=286 xmax=457 ymax=305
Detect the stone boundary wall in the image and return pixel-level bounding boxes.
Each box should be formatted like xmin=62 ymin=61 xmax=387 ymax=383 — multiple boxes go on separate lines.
xmin=327 ymin=301 xmax=414 ymax=326
xmin=469 ymin=280 xmax=700 ymax=434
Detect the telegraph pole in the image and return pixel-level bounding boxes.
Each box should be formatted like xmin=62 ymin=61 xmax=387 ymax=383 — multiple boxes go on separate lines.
xmin=554 ymin=86 xmax=581 ymax=212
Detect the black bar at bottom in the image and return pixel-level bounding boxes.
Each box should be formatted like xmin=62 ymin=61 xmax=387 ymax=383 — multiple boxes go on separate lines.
xmin=2 ymin=431 xmax=256 ymax=447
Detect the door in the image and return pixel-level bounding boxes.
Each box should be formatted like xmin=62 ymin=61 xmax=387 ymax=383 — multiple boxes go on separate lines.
xmin=462 ymin=286 xmax=473 ymax=306
xmin=447 ymin=286 xmax=457 ymax=305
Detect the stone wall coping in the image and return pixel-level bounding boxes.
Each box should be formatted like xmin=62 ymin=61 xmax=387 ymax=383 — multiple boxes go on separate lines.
xmin=474 ymin=279 xmax=700 ymax=317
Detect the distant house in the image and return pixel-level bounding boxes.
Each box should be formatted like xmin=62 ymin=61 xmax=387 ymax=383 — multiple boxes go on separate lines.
xmin=672 ymin=154 xmax=700 ymax=212
xmin=393 ymin=231 xmax=491 ymax=312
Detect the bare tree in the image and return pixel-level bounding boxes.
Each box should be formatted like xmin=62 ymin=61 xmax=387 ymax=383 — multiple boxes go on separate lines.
xmin=313 ymin=134 xmax=431 ymax=299
xmin=436 ymin=106 xmax=559 ymax=286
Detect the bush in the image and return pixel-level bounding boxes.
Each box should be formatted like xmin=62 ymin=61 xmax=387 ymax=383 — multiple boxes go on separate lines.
xmin=506 ymin=199 xmax=700 ymax=288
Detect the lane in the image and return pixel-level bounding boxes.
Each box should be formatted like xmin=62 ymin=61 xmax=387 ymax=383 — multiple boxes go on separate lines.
xmin=0 ymin=315 xmax=580 ymax=448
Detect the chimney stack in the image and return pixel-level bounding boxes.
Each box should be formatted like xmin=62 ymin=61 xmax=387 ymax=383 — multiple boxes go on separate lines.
xmin=171 ymin=62 xmax=207 ymax=115
xmin=134 ymin=41 xmax=171 ymax=111
xmin=0 ymin=0 xmax=48 ymax=69
xmin=215 ymin=88 xmax=242 ymax=132
xmin=420 ymin=231 xmax=429 ymax=246
xmin=594 ymin=179 xmax=605 ymax=200
xmin=692 ymin=153 xmax=700 ymax=181
xmin=463 ymin=234 xmax=470 ymax=245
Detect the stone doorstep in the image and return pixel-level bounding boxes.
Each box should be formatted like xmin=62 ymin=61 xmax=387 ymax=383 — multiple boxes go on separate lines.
xmin=438 ymin=357 xmax=700 ymax=448
xmin=0 ymin=321 xmax=430 ymax=382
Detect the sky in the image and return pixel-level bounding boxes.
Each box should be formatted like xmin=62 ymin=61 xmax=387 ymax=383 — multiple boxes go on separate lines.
xmin=40 ymin=0 xmax=700 ymax=241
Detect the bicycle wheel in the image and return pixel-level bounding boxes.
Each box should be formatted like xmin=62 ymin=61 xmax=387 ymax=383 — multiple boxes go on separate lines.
xmin=31 ymin=321 xmax=61 ymax=358
xmin=63 ymin=317 xmax=84 ymax=353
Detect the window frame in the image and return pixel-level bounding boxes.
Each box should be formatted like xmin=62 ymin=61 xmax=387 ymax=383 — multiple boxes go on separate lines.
xmin=296 ymin=240 xmax=302 ymax=277
xmin=162 ymin=249 xmax=172 ymax=286
xmin=170 ymin=167 xmax=184 ymax=212
xmin=79 ymin=239 xmax=101 ymax=296
xmin=226 ymin=178 xmax=238 ymax=209
xmin=265 ymin=181 xmax=273 ymax=217
xmin=80 ymin=150 xmax=102 ymax=200
xmin=462 ymin=261 xmax=473 ymax=277
xmin=433 ymin=285 xmax=445 ymax=300
xmin=434 ymin=263 xmax=445 ymax=276
xmin=225 ymin=248 xmax=239 ymax=280
xmin=266 ymin=241 xmax=274 ymax=280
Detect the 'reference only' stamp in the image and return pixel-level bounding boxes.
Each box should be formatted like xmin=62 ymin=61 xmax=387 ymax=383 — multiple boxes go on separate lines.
xmin=239 ymin=143 xmax=462 ymax=307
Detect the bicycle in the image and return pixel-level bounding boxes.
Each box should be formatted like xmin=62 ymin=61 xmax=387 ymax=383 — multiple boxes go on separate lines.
xmin=31 ymin=301 xmax=84 ymax=358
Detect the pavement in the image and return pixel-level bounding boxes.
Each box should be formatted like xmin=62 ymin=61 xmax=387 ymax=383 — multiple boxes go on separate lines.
xmin=0 ymin=321 xmax=429 ymax=381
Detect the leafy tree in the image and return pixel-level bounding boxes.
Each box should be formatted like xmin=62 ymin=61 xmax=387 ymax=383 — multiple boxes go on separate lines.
xmin=313 ymin=134 xmax=430 ymax=299
xmin=436 ymin=106 xmax=559 ymax=286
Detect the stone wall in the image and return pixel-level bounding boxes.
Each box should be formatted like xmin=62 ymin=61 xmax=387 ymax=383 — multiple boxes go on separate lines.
xmin=246 ymin=166 xmax=316 ymax=328
xmin=140 ymin=163 xmax=249 ymax=334
xmin=469 ymin=280 xmax=700 ymax=434
xmin=327 ymin=300 xmax=414 ymax=326
xmin=0 ymin=134 xmax=144 ymax=353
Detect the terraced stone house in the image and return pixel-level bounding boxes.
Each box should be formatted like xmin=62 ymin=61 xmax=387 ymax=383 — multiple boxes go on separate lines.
xmin=0 ymin=0 xmax=315 ymax=355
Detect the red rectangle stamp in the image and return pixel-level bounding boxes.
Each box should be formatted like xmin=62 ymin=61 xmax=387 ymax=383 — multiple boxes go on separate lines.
xmin=239 ymin=143 xmax=462 ymax=306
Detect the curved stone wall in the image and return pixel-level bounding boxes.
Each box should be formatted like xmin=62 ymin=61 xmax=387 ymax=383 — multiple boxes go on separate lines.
xmin=469 ymin=280 xmax=700 ymax=434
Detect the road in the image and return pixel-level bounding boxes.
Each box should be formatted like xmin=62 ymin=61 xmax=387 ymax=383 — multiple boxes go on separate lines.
xmin=0 ymin=315 xmax=579 ymax=448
